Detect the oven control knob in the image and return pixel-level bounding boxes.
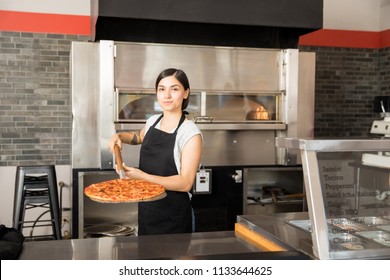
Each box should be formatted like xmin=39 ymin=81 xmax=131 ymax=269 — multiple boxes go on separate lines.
xmin=232 ymin=170 xmax=242 ymax=183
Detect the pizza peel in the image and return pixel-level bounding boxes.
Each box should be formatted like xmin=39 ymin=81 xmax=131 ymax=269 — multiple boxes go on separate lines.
xmin=114 ymin=144 xmax=126 ymax=179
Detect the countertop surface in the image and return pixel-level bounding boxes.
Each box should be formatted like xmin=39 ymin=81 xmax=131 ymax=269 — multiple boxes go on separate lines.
xmin=18 ymin=230 xmax=309 ymax=260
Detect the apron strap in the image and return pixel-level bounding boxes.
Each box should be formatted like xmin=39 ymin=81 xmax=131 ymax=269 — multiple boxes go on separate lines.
xmin=151 ymin=113 xmax=186 ymax=132
xmin=151 ymin=114 xmax=164 ymax=128
xmin=173 ymin=113 xmax=186 ymax=134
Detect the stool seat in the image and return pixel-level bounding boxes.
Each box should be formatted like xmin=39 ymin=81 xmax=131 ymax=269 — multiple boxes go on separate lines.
xmin=13 ymin=165 xmax=61 ymax=240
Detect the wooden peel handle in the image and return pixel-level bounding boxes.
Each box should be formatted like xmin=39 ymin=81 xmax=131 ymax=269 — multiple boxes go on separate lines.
xmin=114 ymin=144 xmax=124 ymax=171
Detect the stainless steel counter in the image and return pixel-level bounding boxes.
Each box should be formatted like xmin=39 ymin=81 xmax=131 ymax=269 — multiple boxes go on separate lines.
xmin=18 ymin=230 xmax=309 ymax=260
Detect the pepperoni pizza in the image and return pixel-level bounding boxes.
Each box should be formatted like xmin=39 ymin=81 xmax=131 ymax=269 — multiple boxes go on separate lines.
xmin=84 ymin=179 xmax=166 ymax=203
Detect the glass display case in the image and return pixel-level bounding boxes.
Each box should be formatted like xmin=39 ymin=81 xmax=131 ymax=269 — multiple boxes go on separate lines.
xmin=276 ymin=138 xmax=390 ymax=259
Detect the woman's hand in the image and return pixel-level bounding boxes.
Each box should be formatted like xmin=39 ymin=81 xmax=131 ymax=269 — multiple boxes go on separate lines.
xmin=108 ymin=133 xmax=122 ymax=152
xmin=122 ymin=165 xmax=145 ymax=180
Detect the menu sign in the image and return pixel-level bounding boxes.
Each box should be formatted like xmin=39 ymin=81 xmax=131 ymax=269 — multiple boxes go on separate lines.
xmin=318 ymin=154 xmax=379 ymax=218
xmin=319 ymin=159 xmax=356 ymax=217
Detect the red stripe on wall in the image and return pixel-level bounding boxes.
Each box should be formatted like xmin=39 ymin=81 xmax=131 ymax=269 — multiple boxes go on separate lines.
xmin=0 ymin=10 xmax=90 ymax=35
xmin=380 ymin=29 xmax=390 ymax=49
xmin=299 ymin=29 xmax=390 ymax=49
xmin=299 ymin=29 xmax=382 ymax=49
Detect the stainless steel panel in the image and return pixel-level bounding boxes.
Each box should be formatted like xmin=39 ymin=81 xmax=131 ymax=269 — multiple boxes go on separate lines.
xmin=200 ymin=130 xmax=276 ymax=166
xmin=99 ymin=41 xmax=116 ymax=169
xmin=114 ymin=42 xmax=281 ymax=92
xmin=296 ymin=52 xmax=315 ymax=138
xmin=276 ymin=138 xmax=390 ymax=152
xmin=18 ymin=231 xmax=274 ymax=260
xmin=116 ymin=123 xmax=287 ymax=131
xmin=117 ymin=130 xmax=277 ymax=167
xmin=277 ymin=50 xmax=316 ymax=165
xmin=71 ymin=42 xmax=100 ymax=168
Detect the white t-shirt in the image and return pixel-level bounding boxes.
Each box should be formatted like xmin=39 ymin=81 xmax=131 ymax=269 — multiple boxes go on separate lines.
xmin=144 ymin=114 xmax=202 ymax=174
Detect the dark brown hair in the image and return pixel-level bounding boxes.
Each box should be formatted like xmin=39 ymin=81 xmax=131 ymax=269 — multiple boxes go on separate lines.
xmin=155 ymin=68 xmax=190 ymax=110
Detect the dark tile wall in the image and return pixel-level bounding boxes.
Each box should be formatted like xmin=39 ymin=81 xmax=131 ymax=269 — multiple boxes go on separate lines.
xmin=0 ymin=31 xmax=89 ymax=166
xmin=380 ymin=47 xmax=390 ymax=96
xmin=299 ymin=45 xmax=390 ymax=137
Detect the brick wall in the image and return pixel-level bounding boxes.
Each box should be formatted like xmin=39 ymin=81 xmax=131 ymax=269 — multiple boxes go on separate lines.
xmin=380 ymin=47 xmax=390 ymax=96
xmin=0 ymin=31 xmax=89 ymax=166
xmin=300 ymin=46 xmax=390 ymax=137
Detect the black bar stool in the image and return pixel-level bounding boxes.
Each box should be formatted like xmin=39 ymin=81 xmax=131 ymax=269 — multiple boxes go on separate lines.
xmin=13 ymin=165 xmax=61 ymax=240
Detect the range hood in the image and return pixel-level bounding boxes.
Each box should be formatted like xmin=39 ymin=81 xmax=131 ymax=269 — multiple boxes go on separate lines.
xmin=94 ymin=0 xmax=323 ymax=48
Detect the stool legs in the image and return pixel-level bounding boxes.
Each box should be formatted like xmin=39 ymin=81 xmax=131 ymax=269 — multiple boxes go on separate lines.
xmin=13 ymin=165 xmax=61 ymax=240
xmin=13 ymin=168 xmax=25 ymax=232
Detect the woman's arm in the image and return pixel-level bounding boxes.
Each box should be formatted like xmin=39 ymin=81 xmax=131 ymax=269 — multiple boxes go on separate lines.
xmin=123 ymin=134 xmax=203 ymax=192
xmin=108 ymin=127 xmax=145 ymax=151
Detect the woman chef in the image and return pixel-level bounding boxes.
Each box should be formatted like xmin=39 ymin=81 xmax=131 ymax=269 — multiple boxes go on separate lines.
xmin=108 ymin=68 xmax=203 ymax=235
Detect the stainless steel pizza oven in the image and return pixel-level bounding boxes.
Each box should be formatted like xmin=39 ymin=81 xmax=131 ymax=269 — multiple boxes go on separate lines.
xmin=72 ymin=41 xmax=315 ymax=169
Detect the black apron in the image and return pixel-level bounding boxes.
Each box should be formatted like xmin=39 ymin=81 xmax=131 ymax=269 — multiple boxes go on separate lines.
xmin=138 ymin=113 xmax=192 ymax=235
